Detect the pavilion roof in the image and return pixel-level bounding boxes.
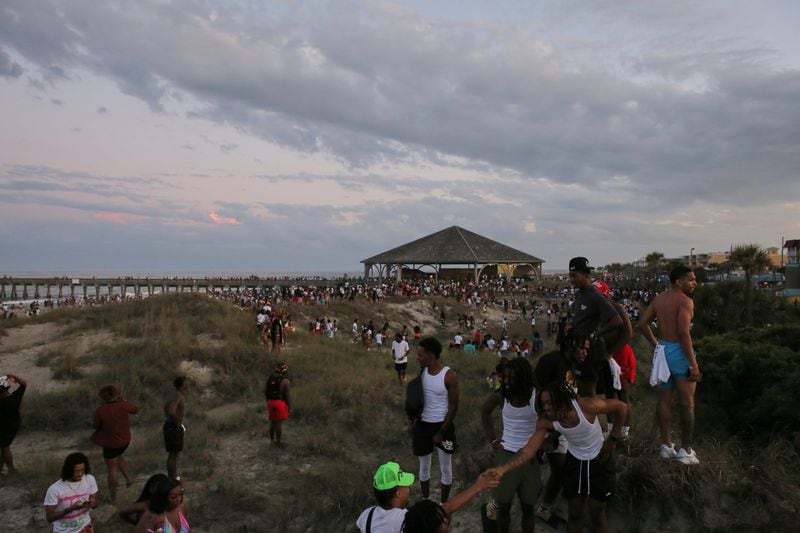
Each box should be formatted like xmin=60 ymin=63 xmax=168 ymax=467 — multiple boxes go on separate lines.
xmin=361 ymin=226 xmax=544 ymax=265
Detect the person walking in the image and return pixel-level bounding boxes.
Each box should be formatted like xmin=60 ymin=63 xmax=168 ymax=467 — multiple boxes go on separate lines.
xmin=164 ymin=377 xmax=188 ymax=479
xmin=89 ymin=384 xmax=138 ymax=503
xmin=392 ymin=333 xmax=410 ymax=384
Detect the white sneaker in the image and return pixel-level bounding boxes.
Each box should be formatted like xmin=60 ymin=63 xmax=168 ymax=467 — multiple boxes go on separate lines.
xmin=659 ymin=443 xmax=678 ymax=459
xmin=676 ymin=448 xmax=700 ymax=465
xmin=621 ymin=426 xmax=630 ymax=439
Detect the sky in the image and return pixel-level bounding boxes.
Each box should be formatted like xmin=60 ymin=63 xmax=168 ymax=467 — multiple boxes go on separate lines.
xmin=1 ymin=0 xmax=799 ymax=275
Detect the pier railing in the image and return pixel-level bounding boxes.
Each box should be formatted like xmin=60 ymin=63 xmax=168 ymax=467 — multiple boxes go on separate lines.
xmin=0 ymin=277 xmax=344 ymax=301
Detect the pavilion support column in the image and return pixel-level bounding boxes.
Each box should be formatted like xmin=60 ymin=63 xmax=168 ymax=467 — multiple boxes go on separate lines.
xmin=58 ymin=285 xmax=63 ymax=298
xmin=83 ymin=285 xmax=88 ymax=300
xmin=23 ymin=285 xmax=29 ymax=299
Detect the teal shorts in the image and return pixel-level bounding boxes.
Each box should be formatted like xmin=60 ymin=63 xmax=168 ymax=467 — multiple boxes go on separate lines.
xmin=658 ymin=340 xmax=690 ymax=389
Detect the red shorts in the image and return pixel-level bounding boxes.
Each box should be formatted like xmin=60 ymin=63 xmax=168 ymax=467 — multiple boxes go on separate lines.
xmin=267 ymin=399 xmax=289 ymax=421
xmin=612 ymin=345 xmax=636 ymax=383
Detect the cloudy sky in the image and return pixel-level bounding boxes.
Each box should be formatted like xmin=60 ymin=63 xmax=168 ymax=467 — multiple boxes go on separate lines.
xmin=1 ymin=0 xmax=799 ymax=275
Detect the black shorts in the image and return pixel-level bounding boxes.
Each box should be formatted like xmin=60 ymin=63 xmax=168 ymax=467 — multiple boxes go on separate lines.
xmin=562 ymin=451 xmax=614 ymax=502
xmin=163 ymin=422 xmax=184 ymax=453
xmin=394 ymin=362 xmax=408 ymax=374
xmin=412 ymin=420 xmax=457 ymax=456
xmin=103 ymin=443 xmax=129 ymax=459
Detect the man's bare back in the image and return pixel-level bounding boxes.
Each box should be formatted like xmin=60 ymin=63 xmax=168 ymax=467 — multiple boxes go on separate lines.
xmin=639 ymin=270 xmax=699 ymax=377
xmin=649 ymin=289 xmax=694 ymax=344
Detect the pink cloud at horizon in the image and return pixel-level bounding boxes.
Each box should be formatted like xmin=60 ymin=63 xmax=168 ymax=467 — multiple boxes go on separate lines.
xmin=209 ymin=212 xmax=241 ymax=225
xmin=93 ymin=212 xmax=150 ymax=224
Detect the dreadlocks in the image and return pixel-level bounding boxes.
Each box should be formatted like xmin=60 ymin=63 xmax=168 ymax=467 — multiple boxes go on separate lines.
xmin=558 ymin=328 xmax=591 ymax=364
xmin=502 ymin=357 xmax=535 ymax=403
xmin=535 ymin=381 xmax=577 ymax=421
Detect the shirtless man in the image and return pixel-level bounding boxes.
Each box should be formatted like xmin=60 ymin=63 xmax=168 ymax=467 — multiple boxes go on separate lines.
xmin=638 ymin=265 xmax=700 ymax=465
xmin=164 ymin=377 xmax=188 ymax=478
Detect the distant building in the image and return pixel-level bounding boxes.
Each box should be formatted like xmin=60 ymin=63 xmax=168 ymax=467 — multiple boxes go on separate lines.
xmin=785 ymin=239 xmax=800 ymax=265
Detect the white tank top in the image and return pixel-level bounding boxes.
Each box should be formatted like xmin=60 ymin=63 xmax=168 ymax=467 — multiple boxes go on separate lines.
xmin=421 ymin=366 xmax=450 ymax=423
xmin=553 ymin=399 xmax=603 ymax=460
xmin=501 ymin=389 xmax=537 ymax=453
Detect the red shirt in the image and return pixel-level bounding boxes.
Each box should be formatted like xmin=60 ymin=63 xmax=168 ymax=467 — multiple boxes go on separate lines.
xmin=90 ymin=400 xmax=138 ymax=448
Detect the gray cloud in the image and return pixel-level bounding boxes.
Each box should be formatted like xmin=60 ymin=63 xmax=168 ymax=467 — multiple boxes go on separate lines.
xmin=2 ymin=1 xmax=797 ymax=208
xmin=0 ymin=47 xmax=23 ymax=77
xmin=1 ymin=2 xmax=798 ymax=272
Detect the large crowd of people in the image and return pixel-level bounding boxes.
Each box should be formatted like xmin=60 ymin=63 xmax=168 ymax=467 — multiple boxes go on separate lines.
xmin=0 ymin=257 xmax=705 ymax=532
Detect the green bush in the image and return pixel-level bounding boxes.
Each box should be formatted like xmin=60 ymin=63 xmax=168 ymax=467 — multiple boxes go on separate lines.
xmin=695 ymin=325 xmax=800 ymax=440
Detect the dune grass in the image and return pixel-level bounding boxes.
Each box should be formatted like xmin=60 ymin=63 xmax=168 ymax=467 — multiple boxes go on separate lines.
xmin=5 ymin=293 xmax=800 ymax=531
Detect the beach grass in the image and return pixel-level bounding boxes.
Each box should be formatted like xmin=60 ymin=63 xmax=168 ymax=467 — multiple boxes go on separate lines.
xmin=3 ymin=293 xmax=799 ymax=531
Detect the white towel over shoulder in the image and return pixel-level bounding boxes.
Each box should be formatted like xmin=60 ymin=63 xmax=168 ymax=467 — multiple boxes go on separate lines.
xmin=608 ymin=358 xmax=622 ymax=391
xmin=649 ymin=344 xmax=671 ymax=387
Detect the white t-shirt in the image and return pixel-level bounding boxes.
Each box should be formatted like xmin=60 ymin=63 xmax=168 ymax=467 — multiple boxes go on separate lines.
xmin=356 ymin=506 xmax=407 ymax=533
xmin=392 ymin=340 xmax=409 ymax=363
xmin=454 ymin=334 xmax=463 ymax=345
xmin=44 ymin=475 xmax=99 ymax=533
xmin=375 ymin=332 xmax=384 ymax=345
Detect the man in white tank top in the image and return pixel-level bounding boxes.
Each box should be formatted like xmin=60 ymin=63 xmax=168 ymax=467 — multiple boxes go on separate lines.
xmin=412 ymin=337 xmax=459 ymax=503
xmin=487 ymin=382 xmax=628 ymax=533
xmin=480 ymin=358 xmax=539 ymax=533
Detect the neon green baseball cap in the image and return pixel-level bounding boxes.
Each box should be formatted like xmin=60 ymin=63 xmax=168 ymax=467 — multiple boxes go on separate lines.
xmin=373 ymin=461 xmax=415 ymax=491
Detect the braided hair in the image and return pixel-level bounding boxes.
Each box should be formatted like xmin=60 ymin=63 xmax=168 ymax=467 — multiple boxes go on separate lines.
xmin=402 ymin=499 xmax=448 ymax=533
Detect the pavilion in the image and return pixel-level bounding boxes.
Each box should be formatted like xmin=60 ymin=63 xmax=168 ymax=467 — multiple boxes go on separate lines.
xmin=361 ymin=226 xmax=545 ymax=281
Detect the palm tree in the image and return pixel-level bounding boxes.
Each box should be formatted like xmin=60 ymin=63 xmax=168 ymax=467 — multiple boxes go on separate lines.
xmin=644 ymin=251 xmax=665 ymax=276
xmin=729 ymin=244 xmax=771 ymax=325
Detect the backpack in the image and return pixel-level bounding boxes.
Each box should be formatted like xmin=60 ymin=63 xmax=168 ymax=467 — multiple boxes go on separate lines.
xmin=265 ymin=373 xmax=283 ymax=400
xmin=405 ymin=371 xmax=424 ymax=421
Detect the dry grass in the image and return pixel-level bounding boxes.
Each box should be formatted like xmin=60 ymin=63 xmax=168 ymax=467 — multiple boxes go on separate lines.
xmin=3 ymin=294 xmax=798 ymax=532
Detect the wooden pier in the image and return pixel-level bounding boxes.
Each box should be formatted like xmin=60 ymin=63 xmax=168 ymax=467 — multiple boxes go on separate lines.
xmin=0 ymin=277 xmax=344 ymax=301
